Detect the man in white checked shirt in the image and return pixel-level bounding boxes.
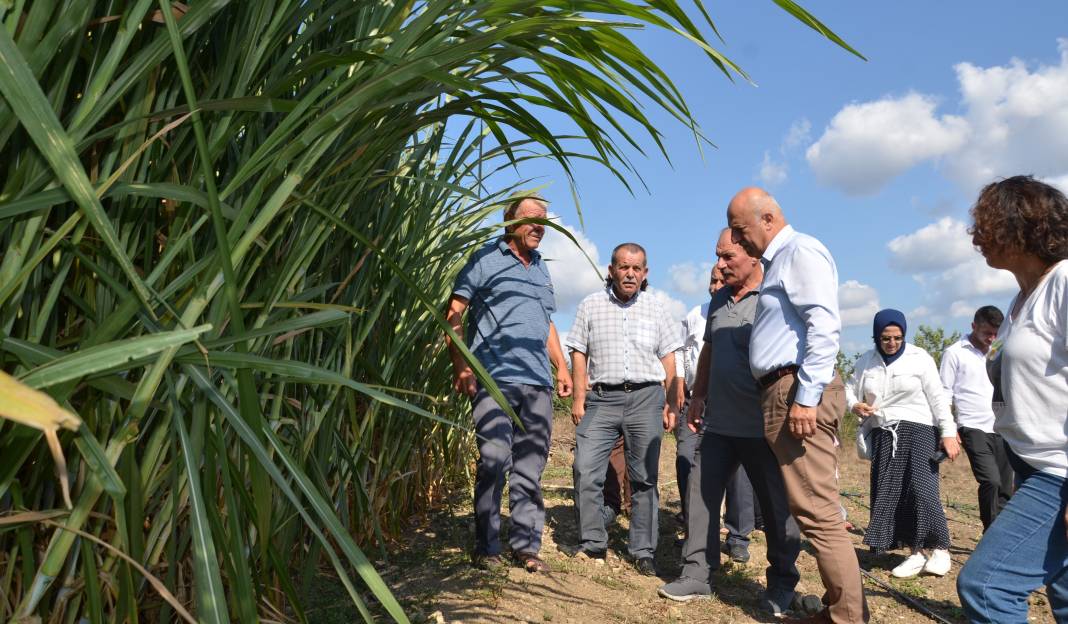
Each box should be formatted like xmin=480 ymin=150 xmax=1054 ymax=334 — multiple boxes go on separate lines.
xmin=567 ymin=242 xmax=684 ymax=576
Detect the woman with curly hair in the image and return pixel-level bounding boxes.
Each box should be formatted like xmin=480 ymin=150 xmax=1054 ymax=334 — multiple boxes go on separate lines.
xmin=957 ymin=175 xmax=1068 ymax=622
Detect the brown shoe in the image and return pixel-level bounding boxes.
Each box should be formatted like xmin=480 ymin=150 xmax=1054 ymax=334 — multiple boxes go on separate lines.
xmin=514 ymin=551 xmax=550 ymax=574
xmin=782 ymin=608 xmax=832 ymax=624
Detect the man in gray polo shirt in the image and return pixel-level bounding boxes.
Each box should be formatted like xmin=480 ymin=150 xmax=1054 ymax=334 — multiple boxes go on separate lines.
xmin=446 ymin=196 xmax=572 ymax=573
xmin=567 ymin=242 xmax=683 ymax=576
xmin=658 ymin=228 xmax=801 ymax=616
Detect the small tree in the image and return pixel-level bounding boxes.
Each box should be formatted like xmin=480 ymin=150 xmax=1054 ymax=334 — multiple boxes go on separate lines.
xmin=912 ymin=324 xmax=962 ymax=369
xmin=836 ymin=350 xmax=860 ymax=383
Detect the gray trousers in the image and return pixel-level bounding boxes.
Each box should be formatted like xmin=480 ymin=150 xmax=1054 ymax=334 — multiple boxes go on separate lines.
xmin=574 ymin=384 xmax=666 ymax=558
xmin=680 ymin=432 xmax=801 ymax=592
xmin=724 ymin=464 xmax=763 ymax=547
xmin=674 ymin=411 xmax=700 ymax=523
xmin=472 ymin=383 xmax=553 ymax=556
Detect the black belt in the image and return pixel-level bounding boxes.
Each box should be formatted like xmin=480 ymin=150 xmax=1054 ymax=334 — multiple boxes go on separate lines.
xmin=757 ymin=365 xmax=798 ymax=389
xmin=592 ymin=381 xmax=659 ymax=393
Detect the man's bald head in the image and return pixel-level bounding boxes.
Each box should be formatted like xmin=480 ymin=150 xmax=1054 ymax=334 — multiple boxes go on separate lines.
xmin=726 ymin=187 xmax=787 ymax=258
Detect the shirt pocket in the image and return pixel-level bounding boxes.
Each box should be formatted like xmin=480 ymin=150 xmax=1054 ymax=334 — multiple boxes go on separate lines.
xmin=634 ymin=318 xmax=658 ymax=352
xmin=889 ymin=370 xmax=921 ymax=395
xmin=539 ymin=281 xmax=556 ymax=314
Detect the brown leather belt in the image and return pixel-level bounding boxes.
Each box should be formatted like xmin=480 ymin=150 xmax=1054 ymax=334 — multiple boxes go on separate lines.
xmin=592 ymin=381 xmax=659 ymax=393
xmin=758 ymin=365 xmax=799 ymax=389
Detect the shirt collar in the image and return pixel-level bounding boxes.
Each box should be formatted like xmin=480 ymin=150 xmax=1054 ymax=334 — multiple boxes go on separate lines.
xmin=761 ymin=224 xmax=796 ymax=266
xmin=497 ymin=237 xmax=541 ymax=264
xmin=606 ymin=284 xmax=640 ymax=306
xmin=962 ymin=336 xmax=986 ymax=356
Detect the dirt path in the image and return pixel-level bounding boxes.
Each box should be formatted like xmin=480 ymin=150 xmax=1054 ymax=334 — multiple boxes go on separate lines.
xmin=369 ymin=413 xmax=1056 ymax=623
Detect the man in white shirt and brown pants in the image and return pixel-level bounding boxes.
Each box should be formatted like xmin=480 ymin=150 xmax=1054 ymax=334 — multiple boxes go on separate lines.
xmin=727 ymin=187 xmax=867 ymax=624
xmin=940 ymin=305 xmax=1012 ymax=531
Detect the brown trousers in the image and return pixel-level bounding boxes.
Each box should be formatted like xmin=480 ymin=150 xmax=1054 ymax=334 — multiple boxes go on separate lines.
xmin=763 ymin=374 xmax=867 ymax=624
xmin=603 ymin=435 xmax=632 ymax=515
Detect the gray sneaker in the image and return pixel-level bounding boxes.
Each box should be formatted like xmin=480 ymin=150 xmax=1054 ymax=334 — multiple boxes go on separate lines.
xmin=657 ymin=577 xmax=712 ymax=603
xmin=762 ymin=587 xmax=797 ymax=618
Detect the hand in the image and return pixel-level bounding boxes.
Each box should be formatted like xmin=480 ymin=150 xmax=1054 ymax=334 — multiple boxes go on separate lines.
xmin=452 ymin=366 xmax=477 ymax=398
xmin=687 ymin=396 xmax=705 ymax=433
xmin=571 ymin=401 xmax=585 ymax=426
xmin=663 ymin=403 xmax=676 ymax=432
xmin=556 ymin=368 xmax=573 ymax=398
xmin=788 ymin=403 xmax=818 ymax=439
xmin=1063 ymin=503 xmax=1068 ymax=542
xmin=851 ymin=402 xmax=875 ymax=418
xmin=941 ymin=436 xmax=961 ymax=461
xmin=956 ymin=432 xmax=962 ymax=445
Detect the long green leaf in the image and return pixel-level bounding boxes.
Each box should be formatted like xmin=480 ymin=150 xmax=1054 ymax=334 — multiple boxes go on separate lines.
xmin=19 ymin=325 xmax=212 ymax=389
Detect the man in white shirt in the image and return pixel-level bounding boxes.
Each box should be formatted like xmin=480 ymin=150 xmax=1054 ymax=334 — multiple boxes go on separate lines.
xmin=727 ymin=187 xmax=866 ymax=624
xmin=940 ymin=305 xmax=1011 ymax=531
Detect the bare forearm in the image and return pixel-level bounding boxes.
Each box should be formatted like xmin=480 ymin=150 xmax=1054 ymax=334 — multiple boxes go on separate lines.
xmin=571 ymin=351 xmax=588 ymax=406
xmin=547 ymin=322 xmax=567 ymax=371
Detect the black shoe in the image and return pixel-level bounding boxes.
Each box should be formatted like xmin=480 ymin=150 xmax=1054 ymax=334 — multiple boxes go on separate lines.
xmin=635 ymin=557 xmax=657 ymax=576
xmin=720 ymin=541 xmax=750 ymax=564
xmin=573 ymin=548 xmax=607 ymax=563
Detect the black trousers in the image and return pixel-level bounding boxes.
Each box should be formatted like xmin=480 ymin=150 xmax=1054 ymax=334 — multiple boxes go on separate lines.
xmin=959 ymin=426 xmax=1014 ymax=531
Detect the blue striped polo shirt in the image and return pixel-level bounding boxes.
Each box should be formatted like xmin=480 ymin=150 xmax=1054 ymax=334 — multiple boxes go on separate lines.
xmin=452 ymin=238 xmax=556 ymax=387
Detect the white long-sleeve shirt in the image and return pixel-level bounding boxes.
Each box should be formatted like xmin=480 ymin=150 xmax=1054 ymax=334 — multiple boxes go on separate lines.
xmin=680 ymin=302 xmax=710 ymax=389
xmin=846 ymin=344 xmax=956 ymax=437
xmin=996 ymin=260 xmax=1068 ymax=477
xmin=750 ymin=225 xmax=841 ymax=406
xmin=940 ymin=338 xmax=996 ymax=433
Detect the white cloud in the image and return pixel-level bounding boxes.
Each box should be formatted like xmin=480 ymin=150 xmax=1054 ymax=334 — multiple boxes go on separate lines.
xmin=646 ymin=287 xmax=688 ymax=323
xmin=915 ymin=256 xmax=1017 ymax=304
xmin=945 ymin=42 xmax=1068 ymax=191
xmin=667 ymin=261 xmax=715 ymax=297
xmin=949 ymin=300 xmax=977 ymax=318
xmin=887 ymin=217 xmax=976 ymax=272
xmin=782 ymin=118 xmax=812 ymax=151
xmin=754 ymin=118 xmax=812 ymax=187
xmin=539 ymin=213 xmax=604 ymax=313
xmin=1042 ymin=173 xmax=1068 ymax=193
xmin=807 ymin=40 xmax=1068 ymax=196
xmin=839 ymin=280 xmax=880 ymax=328
xmin=806 ymin=93 xmax=968 ymax=195
xmin=758 ymin=151 xmax=788 ymax=186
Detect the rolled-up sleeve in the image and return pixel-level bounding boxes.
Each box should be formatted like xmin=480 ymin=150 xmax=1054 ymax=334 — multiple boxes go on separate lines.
xmin=656 ymin=307 xmax=684 ymax=359
xmin=566 ymin=299 xmax=590 ymax=354
xmin=784 ymin=246 xmax=841 ymax=406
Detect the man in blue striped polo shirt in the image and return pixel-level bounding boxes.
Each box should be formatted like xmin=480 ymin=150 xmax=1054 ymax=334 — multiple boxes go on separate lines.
xmin=446 ymin=196 xmax=572 ymax=574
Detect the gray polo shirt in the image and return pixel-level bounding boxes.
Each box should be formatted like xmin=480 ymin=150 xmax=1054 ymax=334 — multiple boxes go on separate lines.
xmin=703 ymin=286 xmax=764 ymax=438
xmin=452 ymin=238 xmax=556 ymax=387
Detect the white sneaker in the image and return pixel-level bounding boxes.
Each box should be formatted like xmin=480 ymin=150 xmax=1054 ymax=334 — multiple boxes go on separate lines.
xmin=891 ymin=552 xmax=928 ymax=578
xmin=923 ymin=549 xmax=951 ymax=576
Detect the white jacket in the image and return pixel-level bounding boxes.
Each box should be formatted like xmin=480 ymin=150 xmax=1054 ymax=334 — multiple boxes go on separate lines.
xmin=846 ymin=344 xmax=956 ymax=438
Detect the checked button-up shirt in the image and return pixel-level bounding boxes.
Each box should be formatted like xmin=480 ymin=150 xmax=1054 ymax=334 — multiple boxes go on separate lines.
xmin=566 ymin=286 xmax=683 ymax=385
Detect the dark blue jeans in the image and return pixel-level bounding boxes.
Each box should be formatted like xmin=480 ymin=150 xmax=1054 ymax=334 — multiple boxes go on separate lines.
xmin=958 ymin=469 xmax=1068 ymax=622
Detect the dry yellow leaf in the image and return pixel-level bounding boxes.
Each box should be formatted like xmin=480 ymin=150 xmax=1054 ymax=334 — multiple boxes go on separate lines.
xmin=0 ymin=371 xmax=82 ymax=508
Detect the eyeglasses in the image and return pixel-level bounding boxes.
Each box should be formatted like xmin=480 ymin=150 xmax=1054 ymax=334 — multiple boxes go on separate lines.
xmin=879 ymin=336 xmax=904 ymax=344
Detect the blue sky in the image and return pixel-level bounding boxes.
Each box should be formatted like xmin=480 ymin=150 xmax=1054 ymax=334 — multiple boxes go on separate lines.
xmin=490 ymin=1 xmax=1068 ymax=354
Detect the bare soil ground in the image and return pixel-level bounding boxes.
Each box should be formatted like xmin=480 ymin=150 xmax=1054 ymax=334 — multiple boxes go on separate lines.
xmin=320 ymin=412 xmax=1058 ymax=623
